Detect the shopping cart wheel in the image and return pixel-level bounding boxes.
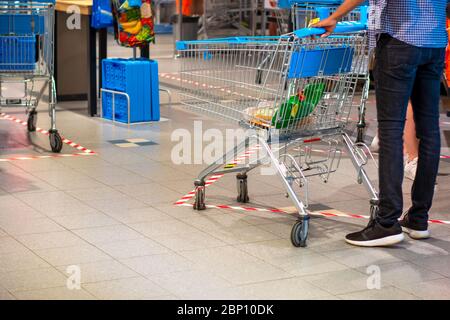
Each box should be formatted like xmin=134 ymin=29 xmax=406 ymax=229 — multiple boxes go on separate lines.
xmin=236 ymin=173 xmax=249 ymax=203
xmin=291 ymin=217 xmax=309 ymax=247
xmin=369 ymin=199 xmax=379 ymax=223
xmin=193 ymin=180 xmax=206 ymax=210
xmin=49 ymin=130 xmax=63 ymax=153
xmin=27 ymin=110 xmax=37 ymax=132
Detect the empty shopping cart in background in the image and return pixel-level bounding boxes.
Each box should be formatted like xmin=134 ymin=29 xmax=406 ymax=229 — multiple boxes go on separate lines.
xmin=0 ymin=0 xmax=63 ymax=152
xmin=176 ymin=20 xmax=379 ymax=247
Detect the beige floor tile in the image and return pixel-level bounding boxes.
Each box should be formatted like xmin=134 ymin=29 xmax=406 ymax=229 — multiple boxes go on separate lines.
xmin=83 ymin=277 xmax=169 ymax=300
xmin=14 ymin=286 xmax=95 ymax=300
xmin=73 ymin=225 xmax=144 ymax=244
xmin=212 ymin=261 xmax=293 ymax=286
xmin=56 ymin=260 xmax=138 ymax=284
xmin=203 ymin=225 xmax=280 ymax=245
xmin=0 ymin=288 xmax=16 ymax=300
xmin=409 ymin=254 xmax=450 ymax=278
xmin=120 ymin=253 xmax=196 ymax=276
xmin=0 ymin=217 xmax=65 ymax=236
xmin=180 ymin=213 xmax=252 ymax=230
xmin=16 ymin=231 xmax=87 ymax=250
xmin=396 ymin=278 xmax=450 ymax=299
xmin=337 ymin=286 xmax=420 ymax=300
xmin=0 ymin=207 xmax=44 ymax=220
xmin=35 ymin=244 xmax=112 ymax=266
xmin=52 ymin=213 xmax=119 ymax=230
xmin=0 ymin=268 xmax=67 ymax=292
xmin=148 ymin=270 xmax=232 ymax=299
xmin=151 ymin=231 xmax=227 ymax=252
xmin=0 ymin=250 xmax=50 ymax=273
xmin=66 ymin=187 xmax=126 ymax=202
xmin=96 ymin=238 xmax=168 ymax=259
xmin=128 ymin=219 xmax=199 ymax=238
xmin=303 ymin=269 xmax=388 ymax=295
xmin=239 ymin=277 xmax=331 ymax=300
xmin=104 ymin=207 xmax=172 ymax=224
xmin=0 ymin=237 xmax=28 ymax=255
xmin=322 ymin=247 xmax=405 ymax=268
xmin=356 ymin=261 xmax=445 ymax=286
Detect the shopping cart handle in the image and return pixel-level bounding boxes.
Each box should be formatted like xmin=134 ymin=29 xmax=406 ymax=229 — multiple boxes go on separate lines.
xmin=293 ymin=21 xmax=367 ymax=38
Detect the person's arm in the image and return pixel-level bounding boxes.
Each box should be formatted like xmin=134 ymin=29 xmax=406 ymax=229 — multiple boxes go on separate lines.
xmin=311 ymin=0 xmax=366 ymax=37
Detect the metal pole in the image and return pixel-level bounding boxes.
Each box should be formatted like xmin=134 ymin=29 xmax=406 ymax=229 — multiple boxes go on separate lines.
xmin=178 ymin=0 xmax=183 ymax=41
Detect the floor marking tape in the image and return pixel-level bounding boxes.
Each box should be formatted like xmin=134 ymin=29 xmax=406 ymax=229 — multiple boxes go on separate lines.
xmin=175 ymin=202 xmax=450 ymax=225
xmin=174 ymin=145 xmax=261 ymax=205
xmin=0 ymin=152 xmax=96 ymax=162
xmin=0 ymin=113 xmax=96 ymax=162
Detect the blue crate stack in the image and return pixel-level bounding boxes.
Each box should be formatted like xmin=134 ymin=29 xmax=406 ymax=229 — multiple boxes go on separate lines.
xmin=101 ymin=58 xmax=160 ymax=123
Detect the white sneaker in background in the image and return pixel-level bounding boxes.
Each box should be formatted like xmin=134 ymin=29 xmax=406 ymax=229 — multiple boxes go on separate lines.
xmin=404 ymin=157 xmax=418 ymax=181
xmin=370 ymin=134 xmax=379 ymax=152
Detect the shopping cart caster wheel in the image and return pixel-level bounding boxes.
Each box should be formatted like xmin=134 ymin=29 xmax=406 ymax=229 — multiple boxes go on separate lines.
xmin=291 ymin=217 xmax=309 ymax=247
xmin=49 ymin=130 xmax=63 ymax=153
xmin=369 ymin=199 xmax=379 ymax=223
xmin=27 ymin=110 xmax=37 ymax=132
xmin=236 ymin=173 xmax=249 ymax=203
xmin=193 ymin=180 xmax=206 ymax=210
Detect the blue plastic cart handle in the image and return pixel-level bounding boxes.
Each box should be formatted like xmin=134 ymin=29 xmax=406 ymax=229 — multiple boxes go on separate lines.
xmin=288 ymin=0 xmax=368 ymax=5
xmin=176 ymin=21 xmax=367 ymax=50
xmin=293 ymin=21 xmax=366 ymax=38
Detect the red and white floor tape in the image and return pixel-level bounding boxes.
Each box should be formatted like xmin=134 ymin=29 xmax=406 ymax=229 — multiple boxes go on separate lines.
xmin=0 ymin=112 xmax=96 ymax=162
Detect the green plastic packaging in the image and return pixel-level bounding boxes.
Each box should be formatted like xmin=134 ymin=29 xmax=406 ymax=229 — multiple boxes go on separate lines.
xmin=271 ymin=82 xmax=326 ymax=129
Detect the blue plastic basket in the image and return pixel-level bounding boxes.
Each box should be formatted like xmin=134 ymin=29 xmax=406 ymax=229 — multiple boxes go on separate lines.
xmin=0 ymin=36 xmax=36 ymax=71
xmin=288 ymin=46 xmax=354 ymax=78
xmin=102 ymin=58 xmax=160 ymax=123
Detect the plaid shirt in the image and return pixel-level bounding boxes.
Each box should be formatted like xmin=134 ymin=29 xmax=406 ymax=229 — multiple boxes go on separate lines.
xmin=368 ymin=0 xmax=449 ymax=49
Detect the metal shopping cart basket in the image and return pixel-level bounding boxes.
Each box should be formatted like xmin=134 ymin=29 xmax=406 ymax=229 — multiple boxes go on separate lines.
xmin=288 ymin=1 xmax=371 ymax=143
xmin=176 ymin=21 xmax=379 ymax=247
xmin=0 ymin=0 xmax=62 ymax=152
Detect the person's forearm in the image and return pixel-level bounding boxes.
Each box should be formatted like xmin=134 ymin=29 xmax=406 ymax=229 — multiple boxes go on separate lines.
xmin=329 ymin=0 xmax=366 ymax=20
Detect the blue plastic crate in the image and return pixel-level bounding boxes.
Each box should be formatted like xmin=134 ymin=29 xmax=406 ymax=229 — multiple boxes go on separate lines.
xmin=154 ymin=24 xmax=173 ymax=34
xmin=101 ymin=91 xmax=130 ymax=121
xmin=0 ymin=14 xmax=46 ymax=35
xmin=288 ymin=46 xmax=354 ymax=79
xmin=101 ymin=58 xmax=160 ymax=123
xmin=0 ymin=36 xmax=36 ymax=71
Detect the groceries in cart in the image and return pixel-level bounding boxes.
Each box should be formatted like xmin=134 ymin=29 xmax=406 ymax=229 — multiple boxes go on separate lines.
xmin=113 ymin=0 xmax=155 ymax=47
xmin=245 ymin=82 xmax=326 ymax=129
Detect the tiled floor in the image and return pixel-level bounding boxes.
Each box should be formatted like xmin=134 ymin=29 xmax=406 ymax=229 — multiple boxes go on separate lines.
xmin=0 ymin=35 xmax=449 ymax=300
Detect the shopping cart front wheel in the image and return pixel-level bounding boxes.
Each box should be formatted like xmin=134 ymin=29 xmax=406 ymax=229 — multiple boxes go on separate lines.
xmin=49 ymin=130 xmax=63 ymax=153
xmin=291 ymin=216 xmax=310 ymax=247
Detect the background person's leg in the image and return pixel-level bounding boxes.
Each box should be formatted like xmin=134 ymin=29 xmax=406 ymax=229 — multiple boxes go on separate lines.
xmin=404 ymin=103 xmax=419 ymax=161
xmin=408 ymin=48 xmax=445 ymax=229
xmin=404 ymin=102 xmax=419 ymax=181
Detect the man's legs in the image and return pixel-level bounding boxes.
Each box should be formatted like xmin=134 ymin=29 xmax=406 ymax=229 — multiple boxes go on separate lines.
xmin=345 ymin=34 xmax=420 ymax=246
xmin=374 ymin=35 xmax=419 ymax=227
xmin=406 ymin=48 xmax=445 ymax=230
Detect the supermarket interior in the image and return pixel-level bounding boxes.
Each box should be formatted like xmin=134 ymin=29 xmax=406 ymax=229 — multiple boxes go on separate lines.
xmin=1 ymin=0 xmax=450 ymax=302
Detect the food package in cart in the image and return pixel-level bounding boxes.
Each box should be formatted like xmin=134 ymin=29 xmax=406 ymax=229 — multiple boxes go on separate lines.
xmin=112 ymin=0 xmax=155 ymax=48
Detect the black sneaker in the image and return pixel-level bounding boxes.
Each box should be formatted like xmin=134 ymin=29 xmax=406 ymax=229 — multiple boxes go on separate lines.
xmin=345 ymin=220 xmax=404 ymax=247
xmin=399 ymin=214 xmax=430 ymax=240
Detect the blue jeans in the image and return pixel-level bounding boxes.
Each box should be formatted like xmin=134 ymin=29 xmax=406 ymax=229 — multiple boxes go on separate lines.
xmin=374 ymin=34 xmax=445 ymax=229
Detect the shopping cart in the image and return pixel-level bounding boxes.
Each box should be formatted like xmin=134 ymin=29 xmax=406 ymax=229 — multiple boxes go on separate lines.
xmin=0 ymin=0 xmax=62 ymax=152
xmin=177 ymin=21 xmax=379 ymax=247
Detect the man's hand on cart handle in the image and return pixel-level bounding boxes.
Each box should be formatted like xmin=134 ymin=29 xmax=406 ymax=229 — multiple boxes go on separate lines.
xmin=310 ymin=0 xmax=366 ymax=37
